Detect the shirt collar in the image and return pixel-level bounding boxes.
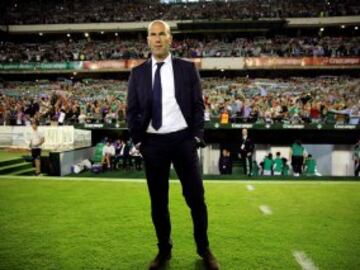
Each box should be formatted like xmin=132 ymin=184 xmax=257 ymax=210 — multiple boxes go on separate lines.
xmin=151 ymin=53 xmax=172 ymax=68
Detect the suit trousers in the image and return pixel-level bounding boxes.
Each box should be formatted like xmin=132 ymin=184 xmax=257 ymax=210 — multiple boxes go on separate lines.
xmin=140 ymin=128 xmax=209 ymax=255
xmin=240 ymin=152 xmax=252 ymax=175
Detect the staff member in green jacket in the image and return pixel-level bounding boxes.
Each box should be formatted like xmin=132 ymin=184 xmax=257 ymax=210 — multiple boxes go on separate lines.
xmin=290 ymin=140 xmax=305 ymax=177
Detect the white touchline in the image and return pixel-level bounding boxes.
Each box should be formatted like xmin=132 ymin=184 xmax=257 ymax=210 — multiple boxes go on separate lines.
xmin=247 ymin=184 xmax=255 ymax=191
xmin=293 ymin=250 xmax=319 ymax=270
xmin=259 ymin=205 xmax=272 ymax=215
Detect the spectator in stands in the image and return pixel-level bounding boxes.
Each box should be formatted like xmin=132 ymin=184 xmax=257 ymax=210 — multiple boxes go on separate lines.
xmin=219 ymin=109 xmax=230 ymax=124
xmin=238 ymin=128 xmax=254 ymax=176
xmin=24 ymin=99 xmax=39 ymax=120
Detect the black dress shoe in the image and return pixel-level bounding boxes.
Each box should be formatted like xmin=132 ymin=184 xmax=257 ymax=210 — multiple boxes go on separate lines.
xmin=148 ymin=251 xmax=172 ymax=270
xmin=201 ymin=250 xmax=220 ymax=270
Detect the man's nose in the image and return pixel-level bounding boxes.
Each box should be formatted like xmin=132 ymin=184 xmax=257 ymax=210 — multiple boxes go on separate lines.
xmin=154 ymin=35 xmax=161 ymax=42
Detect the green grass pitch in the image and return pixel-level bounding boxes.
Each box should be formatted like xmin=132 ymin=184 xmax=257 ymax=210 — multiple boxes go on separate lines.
xmin=0 ymin=177 xmax=359 ymax=270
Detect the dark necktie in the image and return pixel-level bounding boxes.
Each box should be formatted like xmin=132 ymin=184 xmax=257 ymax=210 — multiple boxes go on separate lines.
xmin=152 ymin=62 xmax=164 ymax=130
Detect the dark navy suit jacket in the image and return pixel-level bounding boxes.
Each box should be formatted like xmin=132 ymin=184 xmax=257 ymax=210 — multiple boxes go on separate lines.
xmin=126 ymin=57 xmax=205 ymax=145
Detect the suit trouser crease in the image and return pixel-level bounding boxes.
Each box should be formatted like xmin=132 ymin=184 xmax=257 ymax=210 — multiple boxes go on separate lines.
xmin=141 ymin=130 xmax=209 ymax=254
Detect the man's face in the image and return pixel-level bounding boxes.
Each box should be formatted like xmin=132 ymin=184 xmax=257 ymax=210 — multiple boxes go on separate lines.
xmin=147 ymin=22 xmax=172 ymax=61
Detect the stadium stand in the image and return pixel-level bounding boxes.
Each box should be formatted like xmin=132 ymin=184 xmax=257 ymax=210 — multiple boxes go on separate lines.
xmin=2 ymin=0 xmax=360 ymax=24
xmin=1 ymin=77 xmax=359 ymax=126
xmin=1 ymin=36 xmax=359 ymax=63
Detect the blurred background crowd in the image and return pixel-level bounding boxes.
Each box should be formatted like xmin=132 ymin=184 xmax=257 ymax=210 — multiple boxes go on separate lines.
xmin=1 ymin=76 xmax=359 ymax=126
xmin=2 ymin=0 xmax=359 ymax=25
xmin=1 ymin=36 xmax=359 ymax=63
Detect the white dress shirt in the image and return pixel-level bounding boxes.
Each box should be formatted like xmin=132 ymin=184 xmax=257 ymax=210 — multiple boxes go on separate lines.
xmin=147 ymin=54 xmax=188 ymax=134
xmin=28 ymin=129 xmax=44 ymax=149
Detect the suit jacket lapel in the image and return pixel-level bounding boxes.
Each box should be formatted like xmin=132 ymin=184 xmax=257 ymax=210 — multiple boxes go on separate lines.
xmin=144 ymin=58 xmax=152 ymax=107
xmin=172 ymin=57 xmax=182 ymax=104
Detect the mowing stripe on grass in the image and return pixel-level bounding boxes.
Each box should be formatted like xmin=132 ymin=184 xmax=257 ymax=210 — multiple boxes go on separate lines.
xmin=246 ymin=184 xmax=255 ymax=191
xmin=293 ymin=250 xmax=319 ymax=270
xmin=259 ymin=205 xmax=272 ymax=215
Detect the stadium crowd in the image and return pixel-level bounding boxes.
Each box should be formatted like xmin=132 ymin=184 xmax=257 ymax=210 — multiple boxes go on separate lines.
xmin=0 ymin=76 xmax=359 ymax=126
xmin=0 ymin=79 xmax=127 ymax=126
xmin=203 ymin=76 xmax=360 ymax=125
xmin=1 ymin=36 xmax=359 ymax=63
xmin=2 ymin=0 xmax=360 ymax=24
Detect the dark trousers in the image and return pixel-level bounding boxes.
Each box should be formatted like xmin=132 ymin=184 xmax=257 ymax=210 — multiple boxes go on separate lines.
xmin=292 ymin=156 xmax=304 ymax=174
xmin=355 ymin=161 xmax=360 ymax=176
xmin=140 ymin=129 xmax=209 ymax=255
xmin=240 ymin=152 xmax=252 ymax=175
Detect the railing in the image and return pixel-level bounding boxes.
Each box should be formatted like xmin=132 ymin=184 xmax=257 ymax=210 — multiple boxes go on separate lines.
xmin=0 ymin=126 xmax=91 ymax=151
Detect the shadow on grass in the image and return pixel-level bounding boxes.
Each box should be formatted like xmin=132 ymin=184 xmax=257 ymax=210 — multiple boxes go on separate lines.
xmin=158 ymin=259 xmax=206 ymax=270
xmin=193 ymin=259 xmax=207 ymax=270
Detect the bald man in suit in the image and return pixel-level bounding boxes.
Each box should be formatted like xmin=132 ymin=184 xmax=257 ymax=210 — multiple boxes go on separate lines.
xmin=127 ymin=20 xmax=219 ymax=270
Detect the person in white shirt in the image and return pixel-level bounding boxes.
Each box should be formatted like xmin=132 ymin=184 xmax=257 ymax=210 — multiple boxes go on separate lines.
xmin=102 ymin=140 xmax=115 ymax=169
xmin=29 ymin=121 xmax=45 ymax=176
xmin=129 ymin=143 xmax=142 ymax=170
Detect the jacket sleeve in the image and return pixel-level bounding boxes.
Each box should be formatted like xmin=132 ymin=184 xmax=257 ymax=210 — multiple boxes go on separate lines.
xmin=190 ymin=63 xmax=205 ymax=140
xmin=126 ymin=69 xmax=142 ymax=145
xmin=247 ymin=139 xmax=255 ymax=153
